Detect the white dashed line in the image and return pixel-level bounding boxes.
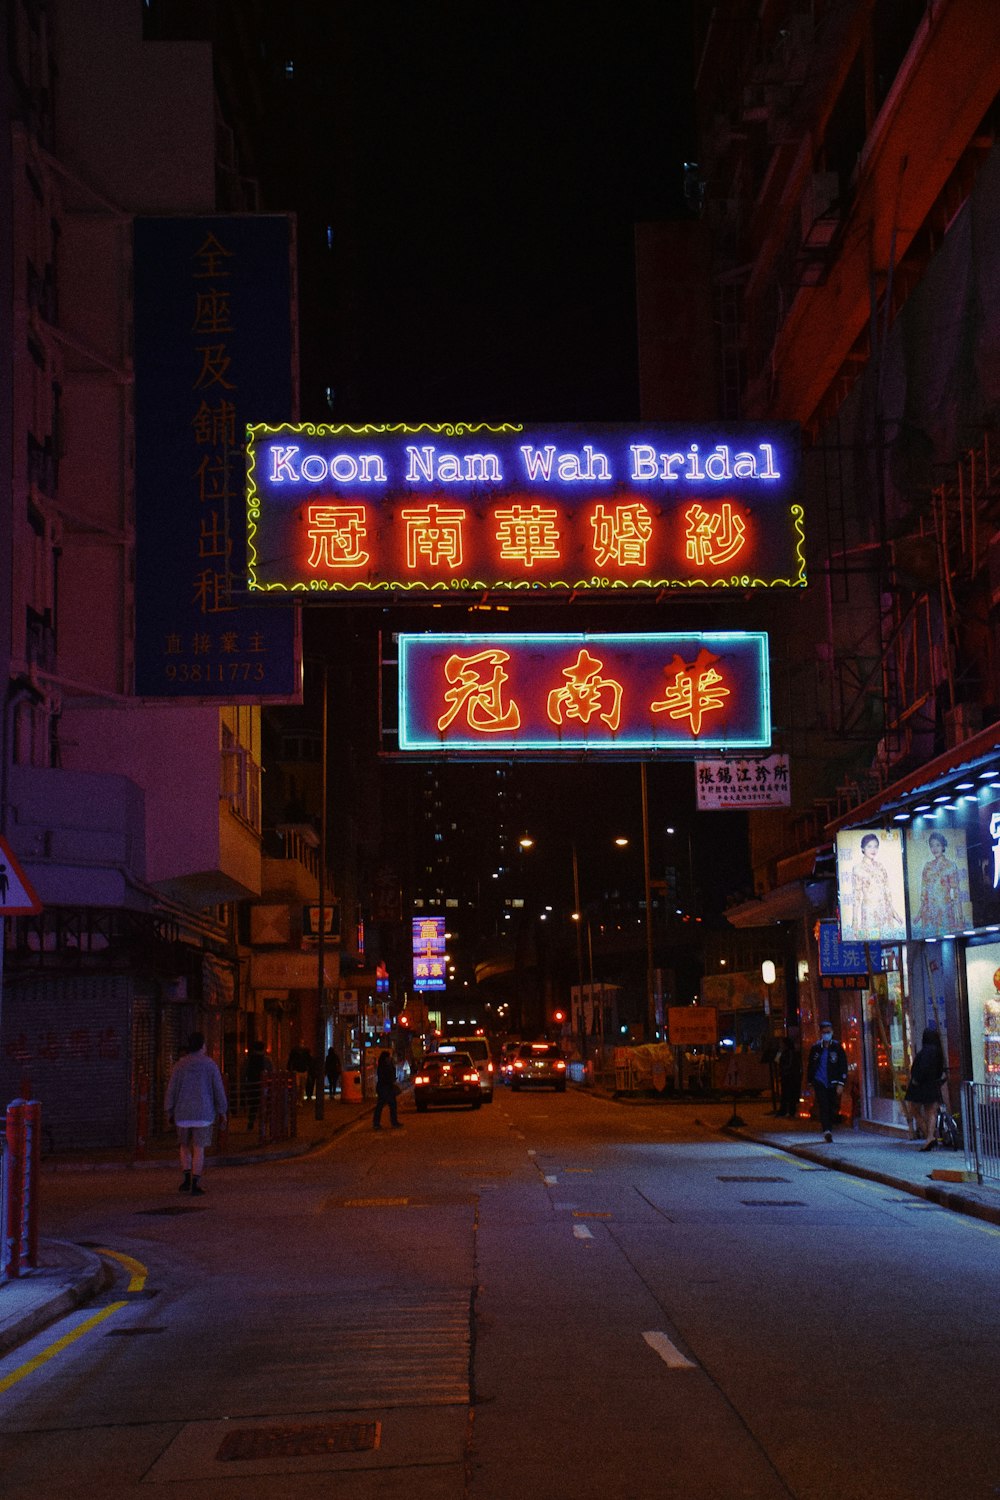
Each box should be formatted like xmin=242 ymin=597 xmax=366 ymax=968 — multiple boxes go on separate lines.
xmin=642 ymin=1331 xmax=696 ymax=1369
xmin=544 ymin=1174 xmax=558 ymax=1185
xmin=573 ymin=1224 xmax=594 ymax=1240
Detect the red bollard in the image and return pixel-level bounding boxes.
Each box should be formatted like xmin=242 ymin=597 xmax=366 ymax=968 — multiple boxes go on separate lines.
xmin=4 ymin=1101 xmax=39 ymax=1278
xmin=216 ymin=1076 xmax=229 ymax=1153
xmin=24 ymin=1102 xmax=40 ymax=1268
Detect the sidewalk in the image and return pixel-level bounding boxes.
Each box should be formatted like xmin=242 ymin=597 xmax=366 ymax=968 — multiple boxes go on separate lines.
xmin=0 ymin=1096 xmax=373 ymax=1358
xmin=713 ymin=1094 xmax=1000 ymax=1225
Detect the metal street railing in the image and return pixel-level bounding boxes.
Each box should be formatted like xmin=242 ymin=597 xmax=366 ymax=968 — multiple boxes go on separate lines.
xmin=962 ymin=1081 xmax=1000 ymax=1186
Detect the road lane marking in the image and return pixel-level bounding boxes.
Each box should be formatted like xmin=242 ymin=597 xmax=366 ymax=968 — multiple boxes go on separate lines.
xmin=564 ymin=1168 xmax=593 ymax=1174
xmin=642 ymin=1331 xmax=696 ymax=1369
xmin=572 ymin=1211 xmax=611 ymax=1219
xmin=343 ymin=1197 xmax=410 ymax=1207
xmin=0 ymin=1303 xmax=128 ymax=1396
xmin=96 ymin=1248 xmax=148 ymax=1293
xmin=573 ymin=1224 xmax=594 ymax=1240
xmin=544 ymin=1174 xmax=558 ymax=1185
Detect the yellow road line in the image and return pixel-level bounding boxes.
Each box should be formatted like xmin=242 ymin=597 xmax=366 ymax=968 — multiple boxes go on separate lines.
xmin=0 ymin=1302 xmax=128 ymax=1396
xmin=96 ymin=1248 xmax=148 ymax=1293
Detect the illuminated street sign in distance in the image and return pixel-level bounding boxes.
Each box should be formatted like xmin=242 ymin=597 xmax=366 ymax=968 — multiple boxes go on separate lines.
xmin=246 ymin=422 xmax=804 ymax=597
xmin=394 ymin=632 xmax=771 ymax=756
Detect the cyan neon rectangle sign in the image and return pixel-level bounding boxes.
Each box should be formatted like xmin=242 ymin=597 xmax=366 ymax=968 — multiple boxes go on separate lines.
xmin=397 ymin=632 xmax=771 ymax=754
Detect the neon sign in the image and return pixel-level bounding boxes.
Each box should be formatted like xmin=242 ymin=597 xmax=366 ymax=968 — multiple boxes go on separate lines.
xmin=412 ymin=915 xmax=447 ymax=991
xmin=246 ymin=423 xmax=804 ymax=596
xmin=394 ymin=632 xmax=770 ymax=755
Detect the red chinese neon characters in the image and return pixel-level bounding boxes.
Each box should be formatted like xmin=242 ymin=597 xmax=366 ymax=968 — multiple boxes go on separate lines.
xmin=547 ymin=649 xmax=623 ymax=731
xmin=437 ymin=650 xmax=521 ymax=733
xmin=590 ymin=503 xmax=652 ymax=568
xmin=401 ymin=504 xmax=467 ymax=568
xmin=684 ymin=502 xmax=747 ymax=567
xmin=494 ymin=504 xmax=561 ymax=566
xmin=650 ymin=647 xmax=730 ymax=735
xmin=306 ymin=505 xmax=370 ymax=568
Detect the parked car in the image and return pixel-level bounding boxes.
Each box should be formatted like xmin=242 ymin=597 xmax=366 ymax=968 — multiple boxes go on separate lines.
xmin=500 ymin=1040 xmax=522 ymax=1085
xmin=510 ymin=1042 xmax=567 ymax=1091
xmin=437 ymin=1036 xmax=496 ymax=1101
xmin=412 ymin=1052 xmax=483 ymax=1112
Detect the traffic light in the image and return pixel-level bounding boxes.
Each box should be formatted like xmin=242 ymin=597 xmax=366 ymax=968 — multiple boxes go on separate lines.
xmin=398 ymin=1012 xmax=410 ymax=1029
xmin=552 ymin=1008 xmax=566 ymax=1025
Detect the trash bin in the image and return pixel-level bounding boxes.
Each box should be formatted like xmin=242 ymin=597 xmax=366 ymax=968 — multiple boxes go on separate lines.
xmin=341 ymin=1069 xmax=363 ymax=1102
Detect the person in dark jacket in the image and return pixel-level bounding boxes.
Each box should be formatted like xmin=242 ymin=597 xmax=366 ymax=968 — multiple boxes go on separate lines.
xmin=806 ymin=1019 xmax=848 ymax=1142
xmin=373 ymin=1049 xmax=402 ymax=1130
xmin=906 ymin=1027 xmax=946 ymax=1151
xmin=243 ymin=1040 xmax=272 ymax=1130
xmin=775 ymin=1035 xmax=802 ymax=1118
xmin=325 ymin=1046 xmax=342 ymax=1099
xmin=287 ymin=1042 xmax=313 ymax=1100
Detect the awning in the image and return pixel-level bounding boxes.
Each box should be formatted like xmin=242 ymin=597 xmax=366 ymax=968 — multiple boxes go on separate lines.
xmin=825 ymin=725 xmax=1000 ymax=834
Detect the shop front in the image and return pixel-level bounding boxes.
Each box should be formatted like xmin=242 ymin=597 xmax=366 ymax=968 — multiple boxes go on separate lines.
xmin=830 ymin=739 xmax=1000 ymax=1133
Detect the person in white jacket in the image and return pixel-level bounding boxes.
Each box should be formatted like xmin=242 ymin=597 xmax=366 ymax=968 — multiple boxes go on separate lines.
xmin=165 ymin=1032 xmax=228 ymax=1195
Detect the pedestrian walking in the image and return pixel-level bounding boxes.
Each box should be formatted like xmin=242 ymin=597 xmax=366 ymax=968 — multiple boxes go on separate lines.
xmin=325 ymin=1045 xmax=342 ymax=1099
xmin=287 ymin=1041 xmax=313 ymax=1100
xmin=806 ymin=1019 xmax=848 ymax=1142
xmin=775 ymin=1035 xmax=802 ymax=1118
xmin=905 ymin=1027 xmax=947 ymax=1151
xmin=243 ymin=1039 xmax=272 ymax=1131
xmin=165 ymin=1031 xmax=228 ymax=1195
xmin=373 ymin=1049 xmax=403 ymax=1130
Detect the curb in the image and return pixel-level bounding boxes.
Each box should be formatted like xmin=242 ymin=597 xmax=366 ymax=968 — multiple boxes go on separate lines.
xmin=0 ymin=1241 xmax=112 ymax=1359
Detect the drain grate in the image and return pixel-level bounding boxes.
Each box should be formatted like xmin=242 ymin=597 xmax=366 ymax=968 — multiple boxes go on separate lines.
xmin=741 ymin=1199 xmax=805 ymax=1207
xmin=216 ymin=1421 xmax=381 ymax=1461
xmin=718 ymin=1175 xmax=789 ymax=1183
xmin=134 ymin=1205 xmax=206 ymax=1216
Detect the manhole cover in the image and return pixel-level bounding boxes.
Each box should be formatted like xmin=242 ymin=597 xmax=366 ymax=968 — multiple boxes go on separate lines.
xmin=216 ymin=1421 xmax=381 ymax=1461
xmin=718 ymin=1175 xmax=788 ymax=1183
xmin=741 ymin=1199 xmax=805 ymax=1207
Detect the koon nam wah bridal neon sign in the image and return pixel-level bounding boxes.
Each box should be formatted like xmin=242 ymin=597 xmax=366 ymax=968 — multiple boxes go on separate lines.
xmin=395 ymin=632 xmax=771 ymax=755
xmin=246 ymin=422 xmax=803 ymax=596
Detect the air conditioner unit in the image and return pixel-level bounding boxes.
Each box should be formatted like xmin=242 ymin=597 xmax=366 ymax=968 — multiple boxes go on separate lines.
xmin=800 ymin=171 xmax=841 ymax=248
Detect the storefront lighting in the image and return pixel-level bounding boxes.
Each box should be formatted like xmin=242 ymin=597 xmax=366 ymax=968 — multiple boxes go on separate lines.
xmin=933 ymin=795 xmax=952 ymax=803
xmin=979 ymin=770 xmax=1000 ymax=780
xmin=893 ymin=812 xmax=909 ymax=822
xmin=956 ymin=782 xmax=975 ymax=790
xmin=913 ymin=803 xmax=932 ymax=812
xmin=964 ymin=795 xmax=979 ymax=803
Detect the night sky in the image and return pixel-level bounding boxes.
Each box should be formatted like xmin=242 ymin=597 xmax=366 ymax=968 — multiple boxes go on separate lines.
xmin=280 ymin=1 xmax=697 ymax=421
xmin=264 ymin=1 xmax=752 ymax=920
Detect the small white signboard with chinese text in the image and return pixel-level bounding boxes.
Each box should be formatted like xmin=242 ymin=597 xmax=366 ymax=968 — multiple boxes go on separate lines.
xmin=695 ymin=754 xmax=790 ymax=810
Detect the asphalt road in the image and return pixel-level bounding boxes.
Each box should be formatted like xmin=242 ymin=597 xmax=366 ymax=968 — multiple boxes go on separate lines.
xmin=1 ymin=1088 xmax=998 ymax=1499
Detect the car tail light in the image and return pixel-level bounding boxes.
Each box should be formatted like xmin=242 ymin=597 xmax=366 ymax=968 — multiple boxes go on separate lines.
xmin=487 ymin=1061 xmax=494 ymax=1072
xmin=555 ymin=1060 xmax=567 ymax=1071
xmin=464 ymin=1070 xmax=480 ymax=1083
xmin=414 ymin=1074 xmax=429 ymax=1085
xmin=513 ymin=1059 xmax=525 ymax=1070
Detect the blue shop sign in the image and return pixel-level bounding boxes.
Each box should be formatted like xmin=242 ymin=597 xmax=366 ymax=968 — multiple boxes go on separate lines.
xmin=818 ymin=919 xmax=881 ymax=976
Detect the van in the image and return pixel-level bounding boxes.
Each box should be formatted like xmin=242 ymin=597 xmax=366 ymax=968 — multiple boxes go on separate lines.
xmin=437 ymin=1036 xmax=495 ymax=1101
